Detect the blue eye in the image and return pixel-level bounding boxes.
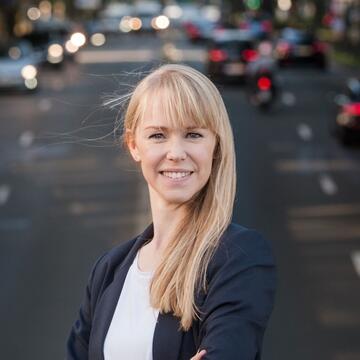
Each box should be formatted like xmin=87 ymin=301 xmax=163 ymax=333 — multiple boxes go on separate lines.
xmin=187 ymin=132 xmax=203 ymax=138
xmin=149 ymin=133 xmax=164 ymax=139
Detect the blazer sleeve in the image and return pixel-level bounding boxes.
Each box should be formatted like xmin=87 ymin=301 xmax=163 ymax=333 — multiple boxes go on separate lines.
xmin=197 ymin=232 xmax=277 ymax=360
xmin=66 ymin=253 xmax=107 ymax=360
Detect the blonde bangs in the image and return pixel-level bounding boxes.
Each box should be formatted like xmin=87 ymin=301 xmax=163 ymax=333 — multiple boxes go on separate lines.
xmin=136 ymin=69 xmax=222 ymax=133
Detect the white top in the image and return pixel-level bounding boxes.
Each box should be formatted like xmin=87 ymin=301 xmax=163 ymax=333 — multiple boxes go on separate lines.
xmin=103 ymin=250 xmax=160 ymax=360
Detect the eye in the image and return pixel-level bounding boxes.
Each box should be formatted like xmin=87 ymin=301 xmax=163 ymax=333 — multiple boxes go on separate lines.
xmin=149 ymin=133 xmax=165 ymax=140
xmin=187 ymin=132 xmax=203 ymax=139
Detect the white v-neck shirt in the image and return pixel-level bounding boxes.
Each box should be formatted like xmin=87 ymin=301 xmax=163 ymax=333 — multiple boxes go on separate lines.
xmin=103 ymin=250 xmax=160 ymax=360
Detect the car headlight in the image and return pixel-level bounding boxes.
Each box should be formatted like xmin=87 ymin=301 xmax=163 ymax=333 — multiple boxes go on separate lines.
xmin=65 ymin=40 xmax=79 ymax=53
xmin=48 ymin=44 xmax=64 ymax=57
xmin=21 ymin=65 xmax=37 ymax=80
xmin=153 ymin=15 xmax=170 ymax=30
xmin=47 ymin=43 xmax=64 ymax=64
xmin=70 ymin=32 xmax=86 ymax=47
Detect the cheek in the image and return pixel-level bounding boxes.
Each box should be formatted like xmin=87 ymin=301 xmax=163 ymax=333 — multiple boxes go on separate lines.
xmin=139 ymin=147 xmax=163 ymax=171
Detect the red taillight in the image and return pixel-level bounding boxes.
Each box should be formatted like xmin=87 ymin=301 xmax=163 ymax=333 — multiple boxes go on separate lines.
xmin=261 ymin=20 xmax=273 ymax=33
xmin=209 ymin=49 xmax=228 ymax=62
xmin=343 ymin=103 xmax=360 ymax=116
xmin=313 ymin=41 xmax=327 ymax=53
xmin=257 ymin=76 xmax=272 ymax=91
xmin=185 ymin=23 xmax=199 ymax=38
xmin=277 ymin=41 xmax=291 ymax=55
xmin=239 ymin=21 xmax=250 ymax=30
xmin=242 ymin=49 xmax=258 ymax=62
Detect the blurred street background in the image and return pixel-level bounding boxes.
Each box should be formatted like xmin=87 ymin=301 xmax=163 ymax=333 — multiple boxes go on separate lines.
xmin=1 ymin=0 xmax=360 ymax=359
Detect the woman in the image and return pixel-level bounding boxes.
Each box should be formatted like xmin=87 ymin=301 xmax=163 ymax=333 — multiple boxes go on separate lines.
xmin=66 ymin=64 xmax=276 ymax=360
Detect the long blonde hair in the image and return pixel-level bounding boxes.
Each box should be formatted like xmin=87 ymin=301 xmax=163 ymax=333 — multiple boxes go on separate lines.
xmin=124 ymin=64 xmax=236 ymax=331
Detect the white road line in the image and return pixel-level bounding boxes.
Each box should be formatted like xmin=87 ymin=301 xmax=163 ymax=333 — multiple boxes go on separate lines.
xmin=281 ymin=91 xmax=296 ymax=106
xmin=275 ymin=159 xmax=359 ymax=172
xmin=297 ymin=123 xmax=313 ymax=141
xmin=19 ymin=131 xmax=34 ymax=148
xmin=0 ymin=185 xmax=11 ymax=206
xmin=38 ymin=98 xmax=52 ymax=112
xmin=76 ymin=49 xmax=156 ymax=63
xmin=319 ymin=174 xmax=338 ymax=195
xmin=350 ymin=251 xmax=360 ymax=277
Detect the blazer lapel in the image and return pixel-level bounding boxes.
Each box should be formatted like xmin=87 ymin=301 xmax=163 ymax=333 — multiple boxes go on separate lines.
xmin=153 ymin=312 xmax=184 ymax=360
xmin=90 ymin=223 xmax=184 ymax=360
xmin=90 ymin=224 xmax=153 ymax=360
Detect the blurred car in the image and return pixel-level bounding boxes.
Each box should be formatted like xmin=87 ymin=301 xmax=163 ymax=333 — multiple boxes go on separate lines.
xmin=0 ymin=40 xmax=40 ymax=91
xmin=332 ymin=78 xmax=360 ymax=144
xmin=275 ymin=28 xmax=328 ymax=69
xmin=238 ymin=11 xmax=273 ymax=40
xmin=183 ymin=18 xmax=218 ymax=43
xmin=21 ymin=19 xmax=86 ymax=67
xmin=132 ymin=1 xmax=162 ymax=32
xmin=206 ymin=30 xmax=259 ymax=82
xmin=92 ymin=3 xmax=134 ymax=34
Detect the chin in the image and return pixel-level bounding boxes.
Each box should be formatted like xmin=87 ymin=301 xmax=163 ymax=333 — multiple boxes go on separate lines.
xmin=161 ymin=191 xmax=196 ymax=206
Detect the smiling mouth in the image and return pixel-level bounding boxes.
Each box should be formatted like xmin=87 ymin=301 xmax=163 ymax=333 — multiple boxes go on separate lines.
xmin=160 ymin=171 xmax=194 ymax=180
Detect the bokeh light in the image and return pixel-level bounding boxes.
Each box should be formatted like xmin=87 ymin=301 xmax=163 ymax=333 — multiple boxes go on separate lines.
xmin=90 ymin=33 xmax=106 ymax=47
xmin=27 ymin=7 xmax=41 ymax=21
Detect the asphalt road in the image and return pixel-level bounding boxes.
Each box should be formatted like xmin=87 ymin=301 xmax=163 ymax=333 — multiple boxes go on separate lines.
xmin=0 ymin=30 xmax=359 ymax=359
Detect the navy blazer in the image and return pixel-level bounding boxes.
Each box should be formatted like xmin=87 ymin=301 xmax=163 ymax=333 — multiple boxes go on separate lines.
xmin=66 ymin=223 xmax=276 ymax=360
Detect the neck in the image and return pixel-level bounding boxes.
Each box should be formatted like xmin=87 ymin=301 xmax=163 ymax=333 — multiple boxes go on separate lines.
xmin=148 ymin=188 xmax=187 ymax=252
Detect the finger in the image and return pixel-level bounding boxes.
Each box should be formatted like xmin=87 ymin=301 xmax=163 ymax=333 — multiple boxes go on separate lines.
xmin=191 ymin=349 xmax=207 ymax=360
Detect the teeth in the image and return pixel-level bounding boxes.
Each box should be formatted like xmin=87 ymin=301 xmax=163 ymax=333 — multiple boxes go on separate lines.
xmin=162 ymin=171 xmax=191 ymax=179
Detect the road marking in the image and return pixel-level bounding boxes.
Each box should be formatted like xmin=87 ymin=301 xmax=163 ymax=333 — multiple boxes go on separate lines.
xmin=275 ymin=159 xmax=358 ymax=172
xmin=351 ymin=251 xmax=360 ymax=277
xmin=288 ymin=203 xmax=360 ymax=217
xmin=0 ymin=185 xmax=11 ymax=206
xmin=281 ymin=91 xmax=296 ymax=106
xmin=38 ymin=98 xmax=52 ymax=112
xmin=76 ymin=49 xmax=156 ymax=63
xmin=19 ymin=131 xmax=34 ymax=148
xmin=319 ymin=174 xmax=338 ymax=195
xmin=297 ymin=123 xmax=313 ymax=141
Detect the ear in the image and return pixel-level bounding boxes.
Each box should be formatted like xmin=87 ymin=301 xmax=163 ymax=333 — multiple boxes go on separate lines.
xmin=125 ymin=129 xmax=141 ymax=162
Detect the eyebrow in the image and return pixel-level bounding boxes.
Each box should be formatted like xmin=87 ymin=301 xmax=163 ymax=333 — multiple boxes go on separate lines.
xmin=144 ymin=126 xmax=202 ymax=131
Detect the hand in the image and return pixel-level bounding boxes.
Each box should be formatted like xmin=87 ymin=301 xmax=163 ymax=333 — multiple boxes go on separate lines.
xmin=190 ymin=349 xmax=207 ymax=360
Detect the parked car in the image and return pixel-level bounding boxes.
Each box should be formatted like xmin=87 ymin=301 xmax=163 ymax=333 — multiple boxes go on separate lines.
xmin=238 ymin=11 xmax=273 ymax=40
xmin=21 ymin=19 xmax=85 ymax=67
xmin=332 ymin=78 xmax=360 ymax=145
xmin=206 ymin=30 xmax=259 ymax=82
xmin=0 ymin=40 xmax=40 ymax=91
xmin=275 ymin=27 xmax=328 ymax=69
xmin=183 ymin=18 xmax=218 ymax=43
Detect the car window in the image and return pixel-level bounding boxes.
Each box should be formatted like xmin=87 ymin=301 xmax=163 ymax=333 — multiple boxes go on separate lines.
xmin=216 ymin=40 xmax=253 ymax=51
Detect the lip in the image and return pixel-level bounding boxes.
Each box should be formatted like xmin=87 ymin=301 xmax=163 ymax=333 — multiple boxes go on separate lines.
xmin=160 ymin=170 xmax=194 ymax=183
xmin=159 ymin=169 xmax=194 ymax=173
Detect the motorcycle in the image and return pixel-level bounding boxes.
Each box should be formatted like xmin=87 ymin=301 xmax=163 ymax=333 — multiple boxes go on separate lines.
xmin=247 ymin=68 xmax=277 ymax=110
xmin=245 ymin=41 xmax=277 ymax=111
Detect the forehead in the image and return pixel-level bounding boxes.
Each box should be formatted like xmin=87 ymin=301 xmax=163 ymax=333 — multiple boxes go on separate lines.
xmin=137 ymin=93 xmax=208 ymax=131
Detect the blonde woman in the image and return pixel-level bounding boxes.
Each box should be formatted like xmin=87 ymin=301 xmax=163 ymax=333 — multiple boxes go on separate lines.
xmin=66 ymin=64 xmax=276 ymax=360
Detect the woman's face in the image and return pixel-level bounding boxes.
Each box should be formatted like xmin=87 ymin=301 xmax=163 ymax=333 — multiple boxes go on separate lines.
xmin=127 ymin=100 xmax=217 ymax=208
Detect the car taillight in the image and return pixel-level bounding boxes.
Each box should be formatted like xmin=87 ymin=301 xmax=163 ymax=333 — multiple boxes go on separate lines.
xmin=343 ymin=103 xmax=360 ymax=116
xmin=277 ymin=41 xmax=291 ymax=55
xmin=185 ymin=23 xmax=199 ymax=38
xmin=261 ymin=20 xmax=272 ymax=33
xmin=242 ymin=49 xmax=258 ymax=62
xmin=313 ymin=41 xmax=327 ymax=53
xmin=239 ymin=21 xmax=250 ymax=30
xmin=257 ymin=76 xmax=272 ymax=91
xmin=209 ymin=49 xmax=228 ymax=62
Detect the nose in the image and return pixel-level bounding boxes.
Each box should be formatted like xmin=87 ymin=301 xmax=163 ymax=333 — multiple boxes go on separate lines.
xmin=166 ymin=138 xmax=187 ymax=161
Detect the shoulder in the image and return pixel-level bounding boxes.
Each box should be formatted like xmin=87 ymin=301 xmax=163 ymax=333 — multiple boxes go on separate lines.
xmin=87 ymin=235 xmax=139 ymax=292
xmin=91 ymin=236 xmax=139 ymax=274
xmin=207 ymin=223 xmax=276 ymax=277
